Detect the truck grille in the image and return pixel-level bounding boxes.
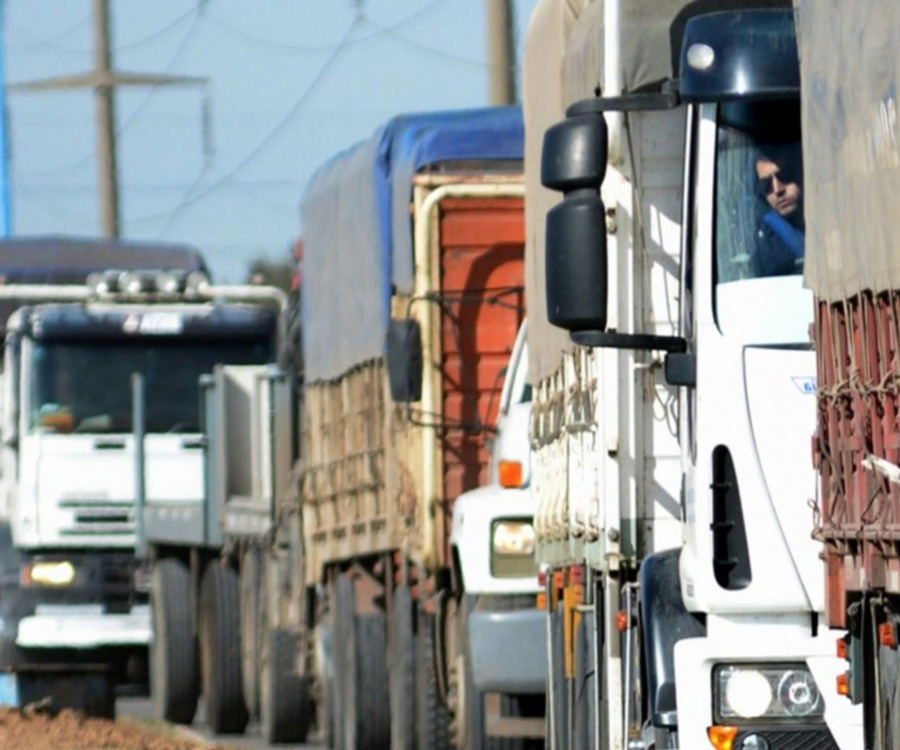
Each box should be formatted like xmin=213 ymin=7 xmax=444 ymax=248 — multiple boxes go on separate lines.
xmin=58 ymin=501 xmax=134 ymax=536
xmin=736 ymin=729 xmax=836 ymax=750
xmin=99 ymin=554 xmax=137 ymax=612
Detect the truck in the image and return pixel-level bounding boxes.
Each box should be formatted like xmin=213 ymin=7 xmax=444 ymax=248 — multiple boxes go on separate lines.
xmin=0 ymin=236 xmax=280 ymax=717
xmin=147 ymin=106 xmax=547 ymax=748
xmin=796 ymin=3 xmax=900 ymax=748
xmin=523 ymin=2 xmax=862 ymax=749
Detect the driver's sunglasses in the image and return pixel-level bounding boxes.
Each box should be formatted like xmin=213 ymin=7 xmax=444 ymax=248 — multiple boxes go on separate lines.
xmin=758 ymin=165 xmax=800 ymax=196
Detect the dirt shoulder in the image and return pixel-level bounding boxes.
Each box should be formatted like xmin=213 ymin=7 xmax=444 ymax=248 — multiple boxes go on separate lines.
xmin=0 ymin=707 xmax=242 ymax=750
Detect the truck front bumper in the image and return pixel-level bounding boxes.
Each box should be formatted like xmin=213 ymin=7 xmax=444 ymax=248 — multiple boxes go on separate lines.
xmin=16 ymin=604 xmax=151 ymax=649
xmin=468 ymin=598 xmax=546 ymax=695
xmin=674 ymin=631 xmax=862 ymax=750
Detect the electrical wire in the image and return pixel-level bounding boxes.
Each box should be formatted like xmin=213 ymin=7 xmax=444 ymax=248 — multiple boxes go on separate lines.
xmin=201 ymin=0 xmax=446 ymax=55
xmin=115 ymin=6 xmax=199 ymax=52
xmin=5 ymin=13 xmax=91 ymax=53
xmin=358 ymin=11 xmax=491 ymax=71
xmin=145 ymin=15 xmax=365 ymax=236
xmin=19 ymin=8 xmax=208 ymax=180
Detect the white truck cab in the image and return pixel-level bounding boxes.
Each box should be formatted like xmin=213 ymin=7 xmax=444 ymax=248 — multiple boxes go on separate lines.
xmin=448 ymin=320 xmax=546 ymax=749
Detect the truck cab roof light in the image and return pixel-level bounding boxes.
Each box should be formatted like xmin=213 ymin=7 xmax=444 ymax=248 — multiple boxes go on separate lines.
xmin=686 ymin=43 xmax=715 ymax=71
xmin=155 ymin=270 xmax=187 ymax=295
xmin=184 ymin=270 xmax=211 ymax=298
xmin=118 ymin=270 xmax=149 ymax=295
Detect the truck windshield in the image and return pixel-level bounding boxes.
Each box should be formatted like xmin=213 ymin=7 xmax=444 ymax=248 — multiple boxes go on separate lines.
xmin=29 ymin=338 xmax=271 ymax=434
xmin=714 ymin=99 xmax=811 ymax=343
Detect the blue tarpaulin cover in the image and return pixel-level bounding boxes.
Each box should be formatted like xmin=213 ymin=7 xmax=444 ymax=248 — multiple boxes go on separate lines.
xmin=300 ymin=106 xmax=523 ymax=382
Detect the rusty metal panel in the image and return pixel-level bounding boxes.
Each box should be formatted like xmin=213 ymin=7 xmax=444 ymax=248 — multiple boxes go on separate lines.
xmin=438 ymin=196 xmax=525 ymax=512
xmin=816 ymin=293 xmax=900 ymax=627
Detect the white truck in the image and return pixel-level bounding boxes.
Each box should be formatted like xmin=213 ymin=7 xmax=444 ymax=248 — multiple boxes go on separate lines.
xmin=444 ymin=319 xmax=545 ymax=750
xmin=0 ymin=237 xmax=279 ymax=717
xmin=523 ymin=2 xmax=862 ymax=749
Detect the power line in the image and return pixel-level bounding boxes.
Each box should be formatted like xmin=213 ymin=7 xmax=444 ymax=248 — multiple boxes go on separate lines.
xmin=200 ymin=0 xmax=446 ymax=55
xmin=115 ymin=6 xmax=198 ymax=52
xmin=359 ymin=12 xmax=490 ymax=70
xmin=6 ymin=14 xmax=92 ymax=52
xmin=17 ymin=7 xmax=208 ymax=180
xmin=146 ymin=15 xmax=365 ymax=236
xmin=7 ymin=6 xmax=197 ymax=54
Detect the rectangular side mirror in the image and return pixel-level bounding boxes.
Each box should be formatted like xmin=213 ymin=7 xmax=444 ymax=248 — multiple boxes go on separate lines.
xmin=386 ymin=319 xmax=423 ymax=403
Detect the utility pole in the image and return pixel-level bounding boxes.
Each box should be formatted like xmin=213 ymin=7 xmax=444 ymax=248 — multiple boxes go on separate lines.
xmin=485 ymin=0 xmax=517 ymax=105
xmin=9 ymin=0 xmax=206 ymax=239
xmin=0 ymin=1 xmax=13 ymax=237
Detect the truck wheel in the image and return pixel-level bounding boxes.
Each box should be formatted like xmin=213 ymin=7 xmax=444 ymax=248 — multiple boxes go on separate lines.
xmin=260 ymin=627 xmax=313 ymax=743
xmin=315 ymin=621 xmax=337 ymax=748
xmin=417 ymin=606 xmax=451 ymax=750
xmin=390 ymin=584 xmax=417 ymax=750
xmin=200 ymin=563 xmax=249 ymax=735
xmin=240 ymin=547 xmax=261 ymax=719
xmin=341 ymin=611 xmax=390 ymax=750
xmin=150 ymin=558 xmax=199 ymax=725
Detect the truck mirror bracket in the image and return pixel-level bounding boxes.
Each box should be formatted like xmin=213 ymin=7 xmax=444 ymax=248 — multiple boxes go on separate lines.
xmin=570 ymin=330 xmax=687 ymax=355
xmin=565 ymin=83 xmax=681 ymax=118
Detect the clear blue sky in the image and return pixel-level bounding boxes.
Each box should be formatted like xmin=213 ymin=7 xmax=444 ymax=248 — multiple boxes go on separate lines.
xmin=3 ymin=0 xmax=538 ymax=282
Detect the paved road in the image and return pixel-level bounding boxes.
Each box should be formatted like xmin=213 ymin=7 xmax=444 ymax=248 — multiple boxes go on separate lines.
xmin=117 ymin=696 xmax=323 ymax=750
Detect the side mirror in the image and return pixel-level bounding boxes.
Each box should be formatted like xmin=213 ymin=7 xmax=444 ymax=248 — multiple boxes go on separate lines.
xmin=542 ymin=112 xmax=610 ymax=333
xmin=386 ymin=319 xmax=423 ymax=403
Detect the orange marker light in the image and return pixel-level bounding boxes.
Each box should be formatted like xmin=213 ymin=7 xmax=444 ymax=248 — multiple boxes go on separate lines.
xmin=837 ymin=672 xmax=850 ymax=696
xmin=836 ymin=636 xmax=848 ymax=660
xmin=498 ymin=460 xmax=523 ymax=488
xmin=707 ymin=725 xmax=738 ymax=750
xmin=880 ymin=622 xmax=897 ymax=648
xmin=536 ymin=592 xmax=547 ymax=611
xmin=553 ymin=570 xmax=565 ymax=590
xmin=615 ymin=610 xmax=630 ymax=632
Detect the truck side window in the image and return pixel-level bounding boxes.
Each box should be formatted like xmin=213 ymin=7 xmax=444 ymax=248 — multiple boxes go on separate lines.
xmin=715 ymin=100 xmax=804 ymax=284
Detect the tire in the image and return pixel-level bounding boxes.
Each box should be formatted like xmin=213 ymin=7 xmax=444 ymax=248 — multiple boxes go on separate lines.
xmin=150 ymin=558 xmax=199 ymax=725
xmin=259 ymin=627 xmax=313 ymax=743
xmin=417 ymin=606 xmax=451 ymax=750
xmin=342 ymin=612 xmax=390 ymax=750
xmin=199 ymin=563 xmax=249 ymax=735
xmin=240 ymin=547 xmax=261 ymax=719
xmin=390 ymin=584 xmax=417 ymax=750
xmin=315 ymin=621 xmax=337 ymax=749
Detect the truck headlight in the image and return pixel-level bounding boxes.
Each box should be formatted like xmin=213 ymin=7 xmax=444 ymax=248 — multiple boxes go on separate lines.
xmin=22 ymin=561 xmax=77 ymax=587
xmin=714 ymin=664 xmax=824 ymax=723
xmin=491 ymin=520 xmax=536 ymax=579
xmin=492 ymin=521 xmax=535 ymax=556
